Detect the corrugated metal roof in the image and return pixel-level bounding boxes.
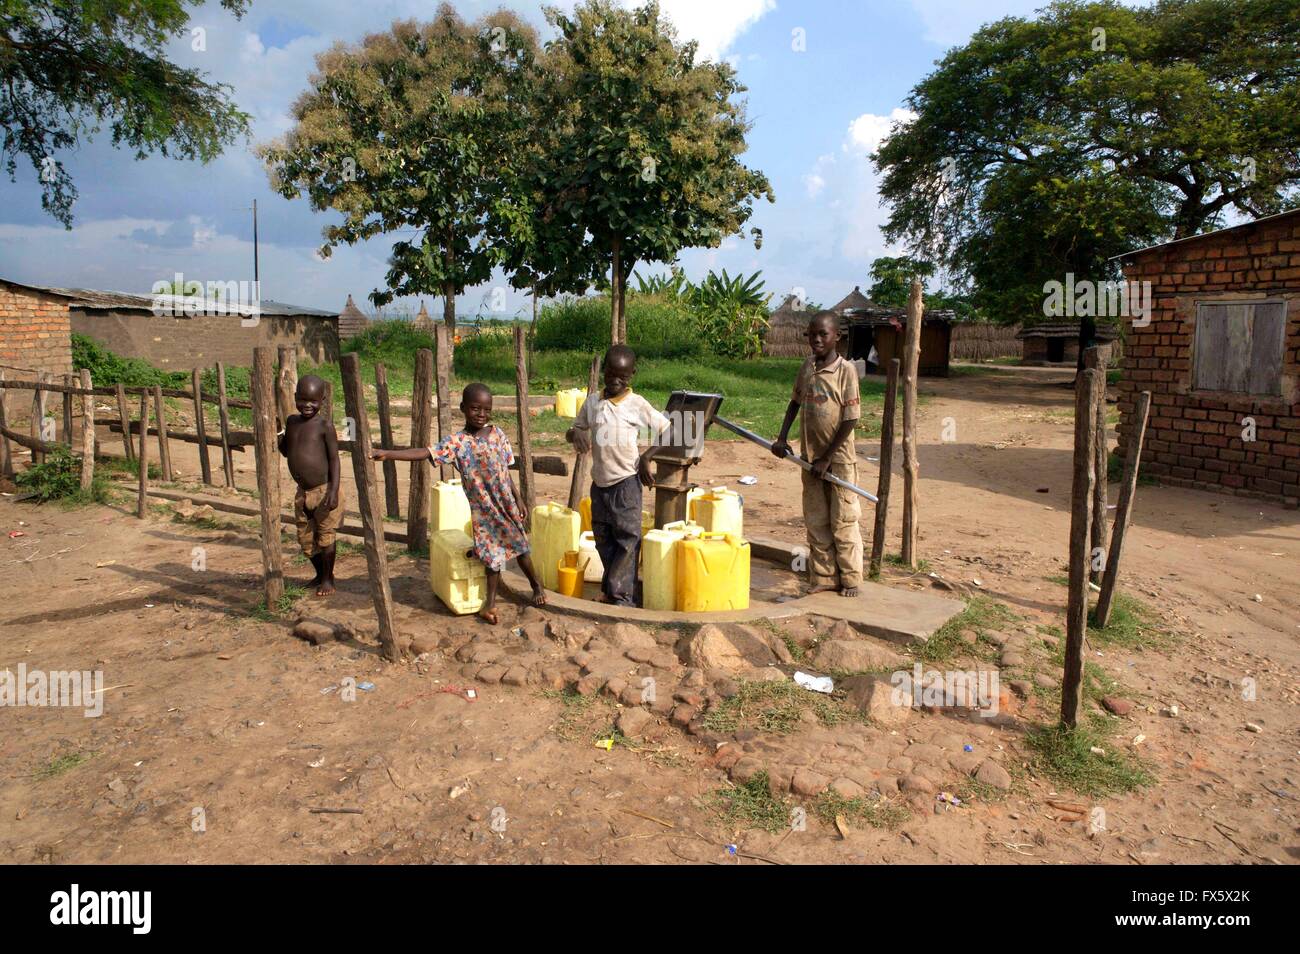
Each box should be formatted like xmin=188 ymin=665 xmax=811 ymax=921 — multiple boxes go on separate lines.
xmin=1111 ymin=207 xmax=1300 ymax=261
xmin=0 ymin=278 xmax=335 ymax=317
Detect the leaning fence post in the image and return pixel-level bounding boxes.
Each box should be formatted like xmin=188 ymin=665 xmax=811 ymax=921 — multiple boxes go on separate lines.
xmin=407 ymin=347 xmax=434 ymax=551
xmin=115 ymin=382 xmax=135 ymax=461
xmin=340 ymin=353 xmax=403 ymax=662
xmin=374 ymin=362 xmax=400 ymax=519
xmin=61 ymin=373 xmax=74 ymax=444
xmin=251 ymin=347 xmax=284 ymax=609
xmin=216 ymin=362 xmax=235 ymax=487
xmin=136 ymin=391 xmax=150 ymax=519
xmin=152 ymin=384 xmax=173 ymax=481
xmin=869 ymin=358 xmax=900 ymax=578
xmin=1084 ymin=347 xmax=1109 ymax=584
xmin=1095 ymin=390 xmax=1152 ymax=628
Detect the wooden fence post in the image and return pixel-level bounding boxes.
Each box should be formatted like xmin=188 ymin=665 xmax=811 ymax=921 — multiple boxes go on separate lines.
xmin=191 ymin=368 xmax=212 ymax=485
xmin=32 ymin=372 xmax=49 ymax=465
xmin=61 ymin=373 xmax=74 ymax=443
xmin=115 ymin=383 xmax=134 ymax=461
xmin=79 ymin=370 xmax=94 ymax=490
xmin=0 ymin=370 xmax=12 ymax=478
xmin=407 ymin=347 xmax=434 ymax=550
xmin=869 ymin=358 xmax=900 ymax=578
xmin=277 ymin=345 xmax=298 ymax=426
xmin=251 ymin=347 xmax=284 ymax=608
xmin=340 ymin=353 xmax=403 ymax=663
xmin=152 ymin=385 xmax=173 ymax=481
xmin=1095 ymin=390 xmax=1152 ymax=627
xmin=136 ymin=391 xmax=150 ymax=518
xmin=434 ymin=324 xmax=453 ymax=480
xmin=1084 ymin=347 xmax=1109 ymax=584
xmin=514 ymin=325 xmax=536 ymax=524
xmin=1061 ymin=366 xmax=1101 ymax=729
xmin=374 ymin=362 xmax=400 ymax=519
xmin=567 ymin=355 xmax=602 ymax=510
xmin=216 ymin=362 xmax=235 ymax=487
xmin=900 ymin=279 xmax=923 ymax=568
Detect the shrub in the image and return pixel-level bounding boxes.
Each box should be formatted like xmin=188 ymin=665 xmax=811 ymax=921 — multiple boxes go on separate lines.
xmin=71 ymin=334 xmax=187 ymax=388
xmin=342 ymin=319 xmax=436 ymax=360
xmin=15 ymin=449 xmax=108 ymax=505
xmin=533 ymin=294 xmax=704 ymax=359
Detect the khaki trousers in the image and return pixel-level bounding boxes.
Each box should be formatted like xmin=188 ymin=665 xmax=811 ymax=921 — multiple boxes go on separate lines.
xmin=801 ymin=462 xmax=864 ymax=589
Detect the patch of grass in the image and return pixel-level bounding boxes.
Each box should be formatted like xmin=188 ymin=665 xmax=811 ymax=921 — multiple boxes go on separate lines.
xmin=703 ymin=679 xmax=858 ymax=736
xmin=814 ymin=790 xmax=910 ymax=829
xmin=949 ymin=364 xmax=1011 ymax=377
xmin=250 ymin=584 xmax=307 ymax=621
xmin=752 ymin=618 xmax=805 ymax=663
xmin=884 ymin=552 xmax=932 ymax=574
xmin=706 ymin=772 xmax=790 ymax=833
xmin=1089 ymin=592 xmax=1172 ymax=650
xmin=1025 ymin=719 xmax=1154 ymax=798
xmin=541 ymin=687 xmax=615 ymax=743
xmin=952 ymin=775 xmax=1009 ymax=805
xmin=34 ymin=751 xmax=92 ymax=780
xmin=14 ymin=449 xmax=110 ymax=506
xmin=914 ymin=595 xmax=1018 ymax=663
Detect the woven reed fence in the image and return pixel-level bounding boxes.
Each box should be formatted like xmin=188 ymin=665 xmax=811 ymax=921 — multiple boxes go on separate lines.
xmin=951 ymin=323 xmax=1022 ymax=361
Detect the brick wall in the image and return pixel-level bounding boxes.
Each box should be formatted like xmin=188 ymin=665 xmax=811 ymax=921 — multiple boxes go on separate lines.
xmin=0 ymin=283 xmax=73 ymax=378
xmin=1118 ymin=213 xmax=1300 ymax=508
xmin=69 ymin=309 xmax=340 ymax=370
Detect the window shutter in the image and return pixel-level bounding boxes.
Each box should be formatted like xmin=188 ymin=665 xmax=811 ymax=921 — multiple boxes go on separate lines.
xmin=1193 ymin=302 xmax=1285 ymax=397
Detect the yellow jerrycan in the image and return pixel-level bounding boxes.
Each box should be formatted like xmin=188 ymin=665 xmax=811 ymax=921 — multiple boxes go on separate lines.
xmin=429 ymin=529 xmax=485 ymax=615
xmin=529 ymin=502 xmax=580 ymax=590
xmin=579 ymin=496 xmax=592 ymax=534
xmin=641 ymin=520 xmax=701 ymax=612
xmin=431 ymin=479 xmax=473 ymax=535
xmin=691 ymin=486 xmax=744 ymax=537
xmin=555 ymin=388 xmax=588 ymax=418
xmin=677 ymin=532 xmax=750 ymax=612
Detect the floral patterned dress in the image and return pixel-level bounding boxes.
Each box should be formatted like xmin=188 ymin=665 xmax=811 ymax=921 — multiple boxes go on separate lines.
xmin=429 ymin=425 xmax=530 ymax=572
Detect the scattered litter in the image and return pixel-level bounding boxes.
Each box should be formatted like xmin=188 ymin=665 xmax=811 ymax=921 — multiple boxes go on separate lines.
xmin=1089 ymin=746 xmax=1106 ymax=756
xmin=308 ymin=756 xmax=325 ymax=768
xmin=1252 ymin=594 xmax=1263 ymax=603
xmin=793 ymin=671 xmax=834 ymax=694
xmin=725 ymin=844 xmax=738 ymax=856
xmin=449 ymin=783 xmax=471 ymax=799
xmin=936 ymin=792 xmax=962 ymax=807
xmin=1087 ymin=581 xmax=1100 ymax=593
xmin=7 ymin=530 xmax=25 ymax=539
xmin=1132 ymin=734 xmax=1146 ymax=745
xmin=594 ymin=738 xmax=615 ymax=751
xmin=972 ymin=578 xmax=983 ymax=587
xmin=834 ymin=814 xmax=851 ymax=838
xmin=95 ymin=560 xmax=116 ymax=568
xmin=737 ymin=475 xmax=758 ymax=486
xmin=438 ymin=684 xmax=477 ymax=702
xmin=510 ymin=627 xmax=523 ymax=638
xmin=144 ymin=603 xmax=154 ymax=608
xmin=963 ymin=744 xmax=973 ymax=752
xmin=1244 ymin=722 xmax=1263 ymax=733
xmin=1165 ymin=705 xmax=1179 ymax=717
xmin=357 ymin=681 xmax=375 ymax=692
xmin=320 ymin=685 xmax=337 ymax=695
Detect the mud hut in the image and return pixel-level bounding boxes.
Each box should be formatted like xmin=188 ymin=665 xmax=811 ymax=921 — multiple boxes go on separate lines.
xmin=411 ymin=300 xmax=435 ymax=334
xmin=1018 ymin=321 xmax=1119 ymax=366
xmin=337 ymin=294 xmax=368 ymax=342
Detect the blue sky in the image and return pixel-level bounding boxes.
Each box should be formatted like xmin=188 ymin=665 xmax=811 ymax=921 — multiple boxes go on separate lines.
xmin=0 ymin=0 xmax=1052 ymax=317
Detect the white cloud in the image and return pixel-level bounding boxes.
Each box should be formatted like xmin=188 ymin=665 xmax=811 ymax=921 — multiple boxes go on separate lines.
xmin=845 ymin=108 xmax=918 ymax=155
xmin=642 ymin=0 xmax=776 ymax=62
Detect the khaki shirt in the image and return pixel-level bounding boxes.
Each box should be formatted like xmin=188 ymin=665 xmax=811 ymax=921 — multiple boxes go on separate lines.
xmin=792 ymin=353 xmax=861 ymax=465
xmin=574 ymin=390 xmax=671 ymax=488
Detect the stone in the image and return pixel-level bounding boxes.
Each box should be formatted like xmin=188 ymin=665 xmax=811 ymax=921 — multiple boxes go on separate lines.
xmin=574 ymin=673 xmax=605 ymax=696
xmin=746 ymin=666 xmax=788 ymax=683
xmin=959 ymin=628 xmax=979 ymax=645
xmin=1102 ymin=696 xmax=1133 ymax=717
xmin=648 ymin=650 xmax=678 ymax=670
xmin=950 ymin=752 xmax=982 ymax=775
xmin=824 ymin=619 xmax=856 ymax=642
xmin=830 ymin=777 xmax=864 ymax=799
xmin=670 ymin=704 xmax=696 ymax=728
xmin=682 ymin=668 xmax=706 ymax=688
xmin=1000 ymin=652 xmax=1026 ymax=667
xmin=810 ymin=639 xmax=905 ymax=673
xmin=790 ymin=768 xmax=830 ymax=797
xmin=603 ymin=677 xmax=628 ymax=700
xmin=875 ymin=776 xmax=900 ymax=795
xmin=1009 ymin=680 xmax=1032 ymax=698
xmin=520 ymin=621 xmax=552 ymax=646
xmin=975 ymin=759 xmax=1012 ymax=790
xmin=767 ymin=764 xmax=797 ymax=794
xmin=409 ymin=634 xmax=438 ymax=656
xmin=1040 ymin=634 xmax=1060 ymax=650
xmin=618 ymin=685 xmax=645 ymax=708
xmin=730 ymin=757 xmax=764 ymax=784
xmin=476 ymin=665 xmax=506 ymax=684
xmin=605 ymin=623 xmax=657 ymax=651
xmin=840 ymin=673 xmax=912 ymax=728
xmin=887 ymin=756 xmax=914 ymax=774
xmin=501 ymin=666 xmax=528 ymax=687
xmin=903 ymin=743 xmax=946 ymax=766
xmin=680 ymin=624 xmax=776 ymax=673
xmin=625 ymin=646 xmax=656 ymax=664
xmin=1033 ymin=672 xmax=1058 ymax=689
xmin=712 ymin=677 xmax=740 ymax=699
xmin=984 ymin=631 xmax=1009 ymax=647
xmin=571 ymin=650 xmax=594 ymax=669
xmin=900 ymin=774 xmax=935 ymax=795
xmin=292 ymin=619 xmax=337 ymax=646
xmin=714 ymin=745 xmax=744 ymax=770
xmin=616 ymin=707 xmax=653 ymax=739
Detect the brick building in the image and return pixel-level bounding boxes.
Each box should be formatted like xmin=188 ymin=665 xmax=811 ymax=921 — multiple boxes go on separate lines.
xmin=1114 ymin=208 xmax=1300 ymax=508
xmin=1 ymin=279 xmax=340 ymax=372
xmin=0 ymin=280 xmax=73 ymax=377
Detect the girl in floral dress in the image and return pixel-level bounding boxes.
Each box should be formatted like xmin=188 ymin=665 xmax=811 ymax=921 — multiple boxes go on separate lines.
xmin=374 ymin=383 xmax=545 ymax=624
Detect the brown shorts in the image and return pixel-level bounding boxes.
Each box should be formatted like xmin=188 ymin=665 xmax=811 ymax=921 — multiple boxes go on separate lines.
xmin=294 ymin=483 xmax=345 ymax=557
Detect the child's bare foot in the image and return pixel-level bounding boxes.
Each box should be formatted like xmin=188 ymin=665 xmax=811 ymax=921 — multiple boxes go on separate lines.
xmin=306 ymin=575 xmax=323 ymax=589
xmin=477 ymin=607 xmax=499 ymax=625
xmin=315 ymin=579 xmax=335 ymax=597
xmin=807 ymin=583 xmax=838 ymax=595
xmin=531 ymin=586 xmax=547 ymax=607
xmin=840 ymin=585 xmax=859 ymax=598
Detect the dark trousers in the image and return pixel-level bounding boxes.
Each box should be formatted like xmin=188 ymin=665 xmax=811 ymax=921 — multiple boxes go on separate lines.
xmin=590 ymin=475 xmax=641 ymax=606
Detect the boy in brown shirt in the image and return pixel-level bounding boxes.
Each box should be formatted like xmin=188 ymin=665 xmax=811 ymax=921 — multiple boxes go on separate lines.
xmin=771 ymin=311 xmax=864 ymax=596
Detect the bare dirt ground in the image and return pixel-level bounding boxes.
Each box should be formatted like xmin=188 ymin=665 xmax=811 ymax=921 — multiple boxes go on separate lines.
xmin=2 ymin=364 xmax=1296 ymax=864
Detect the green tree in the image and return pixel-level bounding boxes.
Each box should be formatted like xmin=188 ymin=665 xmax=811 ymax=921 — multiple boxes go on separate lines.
xmin=874 ymin=0 xmax=1300 ymax=321
xmin=867 ymin=255 xmax=936 ymax=308
xmin=260 ymin=5 xmax=539 ymax=337
xmin=1 ymin=0 xmax=252 ymax=227
xmin=508 ymin=0 xmax=773 ymax=344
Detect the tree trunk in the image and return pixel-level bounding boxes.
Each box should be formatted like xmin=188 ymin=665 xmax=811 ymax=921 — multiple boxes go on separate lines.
xmin=443 ymin=228 xmax=456 ymax=341
xmin=610 ymin=237 xmax=623 ymax=345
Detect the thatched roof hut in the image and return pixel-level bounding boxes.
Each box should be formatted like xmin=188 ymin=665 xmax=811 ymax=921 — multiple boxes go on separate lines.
xmin=411 ymin=300 xmax=434 ymax=333
xmin=337 ymin=294 xmax=368 ymax=341
xmin=830 ymin=286 xmax=874 ymax=313
xmin=762 ymin=293 xmax=813 ymax=357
